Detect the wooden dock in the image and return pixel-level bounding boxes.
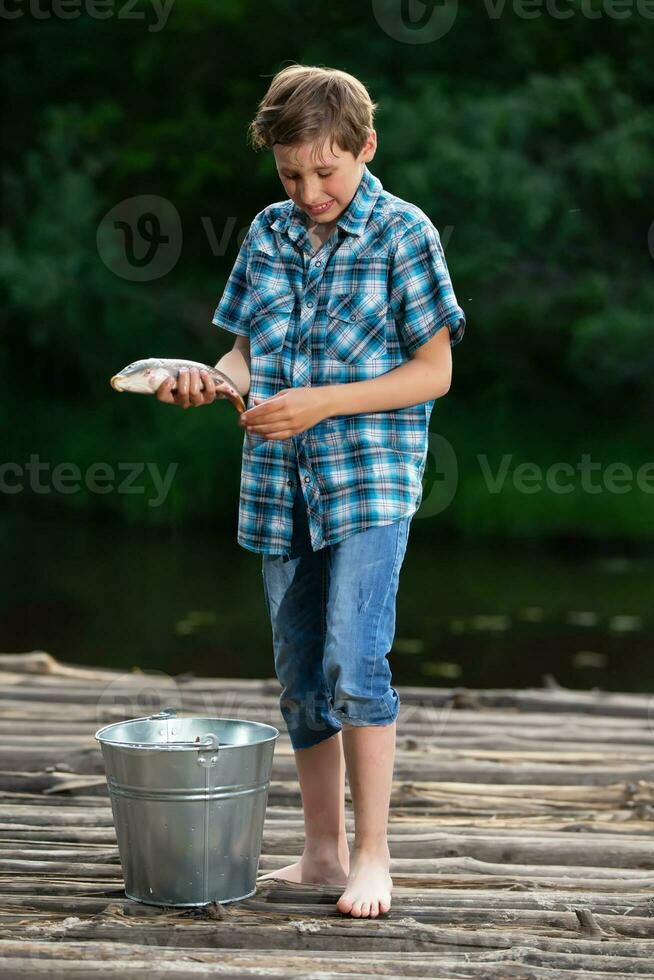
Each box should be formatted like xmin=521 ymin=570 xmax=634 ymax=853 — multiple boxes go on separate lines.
xmin=1 ymin=650 xmax=654 ymax=978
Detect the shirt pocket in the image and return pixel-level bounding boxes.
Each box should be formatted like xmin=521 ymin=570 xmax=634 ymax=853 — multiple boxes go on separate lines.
xmin=325 ymin=292 xmax=388 ymax=362
xmin=249 ymin=286 xmax=296 ymax=355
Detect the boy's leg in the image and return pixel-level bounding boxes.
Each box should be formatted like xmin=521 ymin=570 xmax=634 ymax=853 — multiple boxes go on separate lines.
xmin=257 ymin=483 xmax=349 ymax=884
xmin=293 ymin=730 xmax=350 ymax=873
xmin=337 ymin=721 xmax=395 ymax=916
xmin=322 ymin=515 xmax=412 ymax=916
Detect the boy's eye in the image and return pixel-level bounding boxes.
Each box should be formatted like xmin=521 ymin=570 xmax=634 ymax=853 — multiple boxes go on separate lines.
xmin=282 ymin=172 xmax=333 ymax=179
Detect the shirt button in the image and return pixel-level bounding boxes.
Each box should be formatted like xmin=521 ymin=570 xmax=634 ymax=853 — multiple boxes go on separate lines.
xmin=286 ymin=479 xmax=294 ymax=487
xmin=315 ymin=260 xmax=322 ymax=267
xmin=303 ymin=475 xmax=311 ymax=485
xmin=306 ymin=300 xmax=314 ymax=308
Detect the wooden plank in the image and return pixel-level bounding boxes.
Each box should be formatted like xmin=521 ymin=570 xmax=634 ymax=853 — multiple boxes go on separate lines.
xmin=2 ymin=651 xmax=654 ymax=977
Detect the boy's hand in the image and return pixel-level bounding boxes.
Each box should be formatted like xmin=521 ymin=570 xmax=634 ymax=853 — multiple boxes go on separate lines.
xmin=156 ymin=368 xmax=217 ymax=409
xmin=239 ymin=387 xmax=331 ymax=440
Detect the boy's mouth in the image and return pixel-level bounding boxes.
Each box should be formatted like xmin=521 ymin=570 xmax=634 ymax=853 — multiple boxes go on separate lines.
xmin=306 ymin=200 xmax=335 ymax=215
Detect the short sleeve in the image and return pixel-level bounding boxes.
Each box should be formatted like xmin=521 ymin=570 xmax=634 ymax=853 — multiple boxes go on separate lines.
xmin=389 ymin=219 xmax=466 ymax=353
xmin=211 ymin=226 xmax=254 ymax=337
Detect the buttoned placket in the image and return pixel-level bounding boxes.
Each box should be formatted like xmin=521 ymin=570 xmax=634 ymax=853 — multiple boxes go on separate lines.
xmin=285 ymin=229 xmax=340 ymax=554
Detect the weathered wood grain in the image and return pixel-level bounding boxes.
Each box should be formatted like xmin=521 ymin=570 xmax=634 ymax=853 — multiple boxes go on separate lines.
xmin=1 ymin=650 xmax=654 ymax=977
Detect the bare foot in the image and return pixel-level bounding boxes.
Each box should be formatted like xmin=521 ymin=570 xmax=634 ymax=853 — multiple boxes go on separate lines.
xmin=336 ymin=844 xmax=392 ymax=917
xmin=257 ymin=851 xmax=349 ymax=886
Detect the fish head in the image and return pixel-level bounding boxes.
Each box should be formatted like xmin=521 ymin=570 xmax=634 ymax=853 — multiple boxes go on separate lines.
xmin=110 ymin=359 xmax=169 ymax=394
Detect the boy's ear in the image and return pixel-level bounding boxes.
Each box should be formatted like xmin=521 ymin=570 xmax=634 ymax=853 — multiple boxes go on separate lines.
xmin=360 ymin=130 xmax=377 ymax=163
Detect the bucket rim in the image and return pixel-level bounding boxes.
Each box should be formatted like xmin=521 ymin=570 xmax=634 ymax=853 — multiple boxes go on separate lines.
xmin=94 ymin=715 xmax=280 ymax=749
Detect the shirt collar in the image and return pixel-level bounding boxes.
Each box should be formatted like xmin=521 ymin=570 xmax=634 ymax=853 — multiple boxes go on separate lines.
xmin=269 ymin=164 xmax=383 ymax=243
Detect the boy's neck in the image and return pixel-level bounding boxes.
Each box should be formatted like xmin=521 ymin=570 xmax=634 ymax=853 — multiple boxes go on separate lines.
xmin=307 ymin=219 xmax=338 ymax=252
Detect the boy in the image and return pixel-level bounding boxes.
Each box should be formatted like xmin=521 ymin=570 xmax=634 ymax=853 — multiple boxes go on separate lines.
xmin=157 ymin=64 xmax=465 ymax=918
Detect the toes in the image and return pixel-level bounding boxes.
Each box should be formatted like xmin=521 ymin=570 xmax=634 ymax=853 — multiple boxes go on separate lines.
xmin=369 ymin=902 xmax=379 ymax=918
xmin=360 ymin=902 xmax=370 ymax=916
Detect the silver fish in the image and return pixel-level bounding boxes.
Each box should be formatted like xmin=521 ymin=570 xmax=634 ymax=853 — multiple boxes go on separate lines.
xmin=110 ymin=358 xmax=246 ymax=414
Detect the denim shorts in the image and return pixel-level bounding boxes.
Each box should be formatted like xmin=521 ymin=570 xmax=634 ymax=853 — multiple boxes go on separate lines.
xmin=261 ymin=479 xmax=412 ymax=750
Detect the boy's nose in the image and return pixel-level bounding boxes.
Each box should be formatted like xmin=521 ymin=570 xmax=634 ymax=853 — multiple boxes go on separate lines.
xmin=298 ymin=180 xmax=323 ymax=205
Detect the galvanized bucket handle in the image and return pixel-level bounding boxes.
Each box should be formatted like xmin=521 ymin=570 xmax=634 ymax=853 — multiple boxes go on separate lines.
xmin=125 ymin=706 xmax=220 ymax=754
xmin=124 ymin=705 xmax=179 ymax=725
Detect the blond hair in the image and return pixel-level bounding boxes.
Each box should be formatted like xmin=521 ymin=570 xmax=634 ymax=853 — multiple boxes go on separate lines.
xmin=248 ymin=64 xmax=377 ymax=162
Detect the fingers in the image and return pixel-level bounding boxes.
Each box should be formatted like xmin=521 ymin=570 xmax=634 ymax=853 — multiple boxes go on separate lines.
xmin=200 ymin=370 xmax=216 ymax=403
xmin=155 ymin=378 xmax=176 ymax=403
xmin=244 ymin=424 xmax=293 ymax=440
xmin=241 ymin=404 xmax=287 ymax=428
xmin=157 ymin=368 xmax=219 ymax=409
xmin=168 ymin=368 xmax=187 ymax=408
xmin=187 ymin=368 xmax=205 ymax=408
xmin=243 ymin=414 xmax=289 ymax=435
xmin=254 ymin=430 xmax=293 ymax=441
xmin=173 ymin=368 xmax=203 ymax=409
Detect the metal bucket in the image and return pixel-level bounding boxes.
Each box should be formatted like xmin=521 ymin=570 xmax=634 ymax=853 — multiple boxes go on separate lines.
xmin=95 ymin=707 xmax=279 ymax=906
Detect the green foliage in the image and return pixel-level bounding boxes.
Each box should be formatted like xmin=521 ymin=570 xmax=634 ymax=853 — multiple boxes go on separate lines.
xmin=2 ymin=1 xmax=652 ymax=535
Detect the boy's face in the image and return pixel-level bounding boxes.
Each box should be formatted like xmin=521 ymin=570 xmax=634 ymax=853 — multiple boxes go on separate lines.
xmin=272 ymin=132 xmax=376 ymax=230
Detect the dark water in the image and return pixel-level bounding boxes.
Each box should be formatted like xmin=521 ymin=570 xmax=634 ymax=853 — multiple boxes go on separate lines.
xmin=1 ymin=510 xmax=651 ymax=695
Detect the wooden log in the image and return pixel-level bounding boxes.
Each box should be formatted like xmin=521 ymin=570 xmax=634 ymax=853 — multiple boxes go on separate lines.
xmin=4 ymin=913 xmax=654 ymax=961
xmin=2 ymin=829 xmax=654 ymax=870
xmin=2 ymin=901 xmax=654 ymax=939
xmin=5 ymin=710 xmax=654 ymax=736
xmin=6 ymin=743 xmax=654 ymax=787
xmin=0 ymin=652 xmax=128 ymax=682
xmin=1 ymin=676 xmax=653 ymax=721
xmin=0 ymin=956 xmax=651 ymax=980
xmin=0 ymin=884 xmax=651 ymax=912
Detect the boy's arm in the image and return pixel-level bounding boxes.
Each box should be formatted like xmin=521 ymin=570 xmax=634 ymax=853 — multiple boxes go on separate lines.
xmin=215 ymin=335 xmax=251 ymax=397
xmin=325 ymin=219 xmax=465 ymax=416
xmin=324 ymin=326 xmax=450 ymax=417
xmin=212 ymin=224 xmax=255 ymax=398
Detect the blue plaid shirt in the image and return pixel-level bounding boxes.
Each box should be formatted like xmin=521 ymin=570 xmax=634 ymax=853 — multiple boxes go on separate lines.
xmin=212 ymin=163 xmax=465 ymax=557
